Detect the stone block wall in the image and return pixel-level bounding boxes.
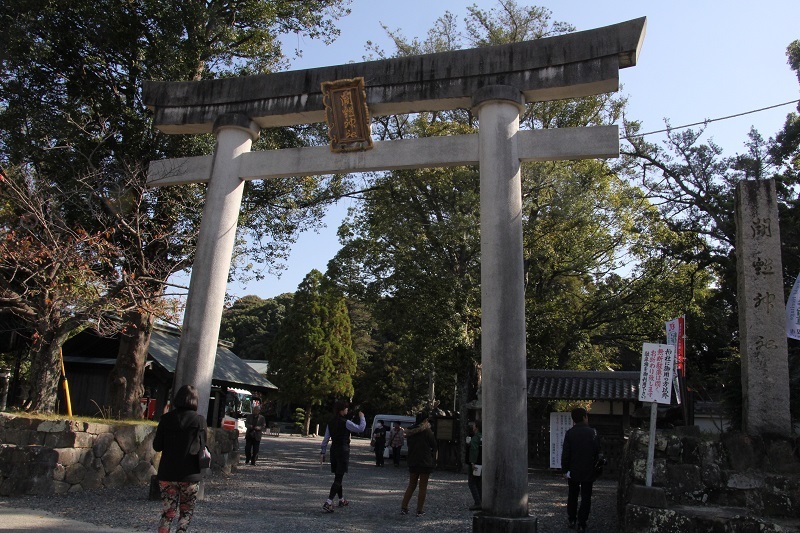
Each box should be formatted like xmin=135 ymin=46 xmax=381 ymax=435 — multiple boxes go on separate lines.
xmin=618 ymin=427 xmax=800 ymax=531
xmin=0 ymin=413 xmax=239 ymax=496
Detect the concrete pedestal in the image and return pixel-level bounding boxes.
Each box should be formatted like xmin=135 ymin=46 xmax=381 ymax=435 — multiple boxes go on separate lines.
xmin=473 ymin=513 xmax=538 ymax=533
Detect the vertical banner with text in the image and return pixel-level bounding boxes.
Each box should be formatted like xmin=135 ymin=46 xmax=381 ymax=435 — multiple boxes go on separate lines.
xmin=665 ymin=317 xmax=685 ymax=377
xmin=638 ymin=343 xmax=676 ymax=405
xmin=549 ymin=412 xmax=573 ymax=469
xmin=788 ymin=274 xmax=800 ymax=340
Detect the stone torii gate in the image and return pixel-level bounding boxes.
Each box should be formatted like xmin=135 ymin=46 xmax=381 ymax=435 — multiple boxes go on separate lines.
xmin=144 ymin=18 xmax=645 ymax=531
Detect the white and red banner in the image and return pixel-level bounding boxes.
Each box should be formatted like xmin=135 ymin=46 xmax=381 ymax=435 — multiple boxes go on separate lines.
xmin=666 ymin=316 xmax=685 ymax=377
xmin=638 ymin=343 xmax=676 ymax=404
xmin=788 ymin=274 xmax=800 ymax=341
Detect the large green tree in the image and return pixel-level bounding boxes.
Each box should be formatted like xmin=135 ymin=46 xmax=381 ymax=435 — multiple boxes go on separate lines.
xmin=270 ymin=270 xmax=356 ymax=434
xmin=328 ymin=1 xmax=699 ymax=423
xmin=219 ymin=293 xmax=294 ymax=361
xmin=769 ymin=40 xmax=800 ymax=284
xmin=621 ymin=38 xmax=800 ymax=419
xmin=0 ymin=0 xmax=349 ymax=413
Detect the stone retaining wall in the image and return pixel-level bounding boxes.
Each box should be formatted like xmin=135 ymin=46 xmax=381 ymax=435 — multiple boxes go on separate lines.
xmin=0 ymin=413 xmax=239 ymax=496
xmin=618 ymin=427 xmax=800 ymax=531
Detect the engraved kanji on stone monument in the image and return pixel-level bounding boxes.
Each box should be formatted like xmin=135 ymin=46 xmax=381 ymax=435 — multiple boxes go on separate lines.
xmin=734 ymin=179 xmax=791 ymax=436
xmin=752 ymin=256 xmax=775 ymax=275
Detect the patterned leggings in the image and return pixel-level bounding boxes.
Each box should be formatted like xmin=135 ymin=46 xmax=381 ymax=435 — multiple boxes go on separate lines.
xmin=158 ymin=480 xmax=199 ymax=533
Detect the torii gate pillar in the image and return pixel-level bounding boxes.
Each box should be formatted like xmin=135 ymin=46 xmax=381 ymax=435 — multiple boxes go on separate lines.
xmin=472 ymin=86 xmax=535 ymax=529
xmin=174 ymin=114 xmax=259 ymax=417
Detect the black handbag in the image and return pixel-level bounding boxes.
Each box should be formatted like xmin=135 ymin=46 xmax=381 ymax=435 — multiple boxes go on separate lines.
xmin=592 ymin=454 xmax=607 ymax=479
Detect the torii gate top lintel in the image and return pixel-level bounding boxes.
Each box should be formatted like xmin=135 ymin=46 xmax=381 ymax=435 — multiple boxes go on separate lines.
xmin=143 ymin=17 xmax=646 ymax=134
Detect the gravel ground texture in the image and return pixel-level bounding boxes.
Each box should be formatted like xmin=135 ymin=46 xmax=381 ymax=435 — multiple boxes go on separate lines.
xmin=5 ymin=434 xmax=619 ymax=532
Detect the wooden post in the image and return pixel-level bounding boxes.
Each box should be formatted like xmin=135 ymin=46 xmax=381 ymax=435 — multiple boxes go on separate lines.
xmin=645 ymin=402 xmax=657 ymax=487
xmin=59 ymin=348 xmax=72 ymax=417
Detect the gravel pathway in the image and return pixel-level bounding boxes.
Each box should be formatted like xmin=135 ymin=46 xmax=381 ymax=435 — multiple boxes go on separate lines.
xmin=7 ymin=435 xmax=619 ymax=532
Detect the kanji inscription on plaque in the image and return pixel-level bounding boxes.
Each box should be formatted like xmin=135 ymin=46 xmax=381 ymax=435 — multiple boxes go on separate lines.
xmin=321 ymin=77 xmax=373 ymax=153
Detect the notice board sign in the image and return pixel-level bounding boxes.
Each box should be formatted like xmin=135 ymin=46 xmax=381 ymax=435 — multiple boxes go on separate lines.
xmin=638 ymin=343 xmax=675 ymax=405
xmin=549 ymin=412 xmax=573 ymax=469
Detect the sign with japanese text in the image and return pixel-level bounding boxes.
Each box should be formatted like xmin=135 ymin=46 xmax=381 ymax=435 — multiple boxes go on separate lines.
xmin=666 ymin=317 xmax=685 ymax=377
xmin=321 ymin=77 xmax=373 ymax=153
xmin=549 ymin=412 xmax=573 ymax=469
xmin=788 ymin=274 xmax=800 ymax=340
xmin=638 ymin=343 xmax=675 ymax=404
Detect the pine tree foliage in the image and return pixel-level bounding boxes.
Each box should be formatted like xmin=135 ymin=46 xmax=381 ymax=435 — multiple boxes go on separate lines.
xmin=270 ymin=270 xmax=356 ymax=434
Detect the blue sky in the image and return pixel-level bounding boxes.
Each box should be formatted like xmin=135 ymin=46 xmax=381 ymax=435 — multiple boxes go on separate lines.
xmin=220 ymin=0 xmax=800 ymax=301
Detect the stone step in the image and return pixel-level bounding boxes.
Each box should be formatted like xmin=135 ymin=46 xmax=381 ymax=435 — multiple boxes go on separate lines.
xmin=624 ymin=503 xmax=800 ymax=532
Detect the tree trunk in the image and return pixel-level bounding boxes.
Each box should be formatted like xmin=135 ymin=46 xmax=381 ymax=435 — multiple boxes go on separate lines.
xmin=109 ymin=310 xmax=154 ymax=419
xmin=303 ymin=403 xmax=313 ymax=436
xmin=27 ymin=321 xmax=72 ymax=413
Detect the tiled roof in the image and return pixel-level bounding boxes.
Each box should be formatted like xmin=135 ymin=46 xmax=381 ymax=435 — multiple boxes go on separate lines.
xmin=148 ymin=329 xmax=278 ymax=393
xmin=527 ymin=370 xmax=640 ymax=400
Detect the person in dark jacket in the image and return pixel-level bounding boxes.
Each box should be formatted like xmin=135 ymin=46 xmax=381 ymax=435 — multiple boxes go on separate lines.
xmin=466 ymin=419 xmax=483 ymax=510
xmin=371 ymin=420 xmax=387 ymax=466
xmin=244 ymin=404 xmax=266 ymax=465
xmin=400 ymin=411 xmax=438 ymax=516
xmin=561 ymin=407 xmax=601 ymax=532
xmin=153 ymin=384 xmax=207 ymax=533
xmin=319 ymin=400 xmax=366 ymax=513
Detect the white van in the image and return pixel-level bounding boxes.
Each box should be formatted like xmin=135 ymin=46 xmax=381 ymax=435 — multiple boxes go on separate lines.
xmin=370 ymin=414 xmax=416 ymax=458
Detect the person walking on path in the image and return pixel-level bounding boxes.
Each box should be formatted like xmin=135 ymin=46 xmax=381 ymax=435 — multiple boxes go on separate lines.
xmin=400 ymin=411 xmax=438 ymax=517
xmin=244 ymin=405 xmax=267 ymax=465
xmin=319 ymin=400 xmax=366 ymax=513
xmin=466 ymin=420 xmax=483 ymax=511
xmin=152 ymin=384 xmax=207 ymax=533
xmin=371 ymin=420 xmax=387 ymax=466
xmin=388 ymin=421 xmax=405 ymax=467
xmin=561 ymin=407 xmax=601 ymax=532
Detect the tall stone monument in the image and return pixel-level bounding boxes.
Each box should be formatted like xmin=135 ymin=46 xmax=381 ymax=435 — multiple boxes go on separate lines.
xmin=144 ymin=18 xmax=647 ymax=531
xmin=734 ymin=179 xmax=791 ymax=436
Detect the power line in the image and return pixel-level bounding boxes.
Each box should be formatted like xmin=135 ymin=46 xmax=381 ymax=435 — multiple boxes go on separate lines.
xmin=623 ymin=99 xmax=800 ymax=139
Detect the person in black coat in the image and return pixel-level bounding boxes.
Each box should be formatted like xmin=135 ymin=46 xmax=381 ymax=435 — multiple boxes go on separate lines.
xmin=466 ymin=420 xmax=483 ymax=510
xmin=244 ymin=404 xmax=266 ymax=465
xmin=561 ymin=407 xmax=601 ymax=532
xmin=400 ymin=411 xmax=438 ymax=516
xmin=153 ymin=384 xmax=207 ymax=533
xmin=371 ymin=420 xmax=387 ymax=466
xmin=319 ymin=400 xmax=366 ymax=513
